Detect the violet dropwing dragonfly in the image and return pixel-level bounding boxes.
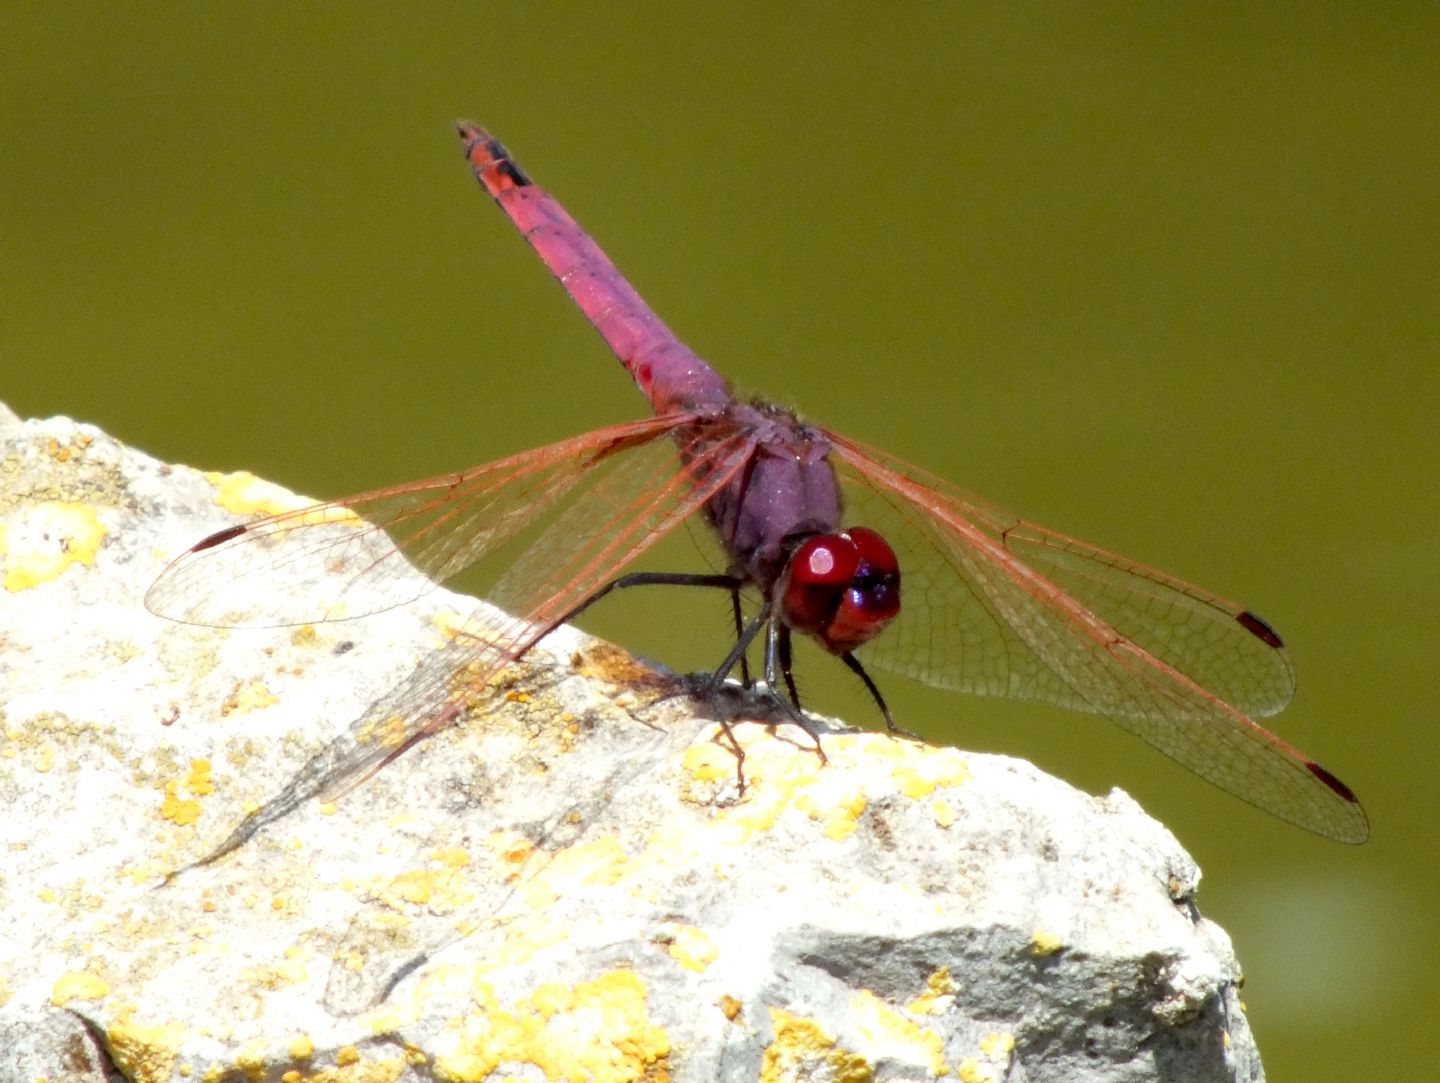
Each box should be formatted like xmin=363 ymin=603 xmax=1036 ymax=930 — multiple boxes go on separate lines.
xmin=146 ymin=122 xmax=1367 ymax=855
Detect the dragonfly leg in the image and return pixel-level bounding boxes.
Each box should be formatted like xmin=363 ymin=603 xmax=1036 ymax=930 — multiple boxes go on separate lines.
xmin=539 ymin=570 xmax=759 ymax=687
xmin=691 ymin=600 xmax=782 ymax=793
xmin=539 ymin=568 xmax=770 ymax=788
xmin=704 ymin=600 xmax=770 ymax=689
xmin=839 ymin=652 xmax=920 ymax=740
xmin=776 ymin=624 xmax=801 ymax=711
xmin=727 ymin=581 xmax=753 ymax=688
xmin=543 ymin=570 xmax=747 ymax=635
xmin=550 ymin=569 xmax=755 ymax=686
xmin=764 ymin=621 xmax=827 ymax=765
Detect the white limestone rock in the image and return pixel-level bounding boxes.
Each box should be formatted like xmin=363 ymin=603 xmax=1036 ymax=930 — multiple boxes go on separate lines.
xmin=0 ymin=405 xmax=1262 ymax=1082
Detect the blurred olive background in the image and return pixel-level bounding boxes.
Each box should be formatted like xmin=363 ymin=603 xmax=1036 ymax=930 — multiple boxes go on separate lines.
xmin=5 ymin=5 xmax=1435 ymax=1077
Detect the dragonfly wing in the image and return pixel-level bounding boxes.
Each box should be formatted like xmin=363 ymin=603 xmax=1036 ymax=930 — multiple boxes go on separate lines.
xmin=170 ymin=419 xmax=762 ymax=870
xmin=829 ymin=435 xmax=1295 ymax=716
xmin=145 ymin=415 xmax=704 ymax=628
xmin=486 ymin=421 xmax=753 ymax=629
xmin=320 ymin=665 xmax=694 ymax=1016
xmin=829 ymin=434 xmax=1366 ymax=843
xmin=169 ymin=629 xmax=515 ymax=874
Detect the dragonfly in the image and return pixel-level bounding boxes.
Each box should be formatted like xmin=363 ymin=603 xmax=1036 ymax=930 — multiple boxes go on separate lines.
xmin=146 ymin=122 xmax=1368 ymax=856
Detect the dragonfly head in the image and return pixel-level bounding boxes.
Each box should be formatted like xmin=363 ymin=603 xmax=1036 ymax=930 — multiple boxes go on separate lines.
xmin=777 ymin=527 xmax=900 ymax=653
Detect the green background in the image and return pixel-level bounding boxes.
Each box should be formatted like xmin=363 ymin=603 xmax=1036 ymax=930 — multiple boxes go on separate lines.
xmin=5 ymin=6 xmax=1434 ymax=1077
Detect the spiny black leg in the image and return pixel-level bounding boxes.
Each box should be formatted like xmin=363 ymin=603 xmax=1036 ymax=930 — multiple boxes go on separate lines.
xmin=694 ymin=606 xmax=774 ymax=798
xmin=704 ymin=601 xmax=771 ymax=693
xmin=713 ymin=716 xmax=747 ymax=794
xmin=840 ymin=652 xmax=920 ymax=740
xmin=764 ymin=620 xmax=827 ymax=763
xmin=539 ymin=570 xmax=746 ymax=640
xmin=728 ymin=582 xmax=753 ymax=688
xmin=777 ymin=624 xmax=801 ymax=714
xmin=516 ymin=567 xmax=798 ymax=796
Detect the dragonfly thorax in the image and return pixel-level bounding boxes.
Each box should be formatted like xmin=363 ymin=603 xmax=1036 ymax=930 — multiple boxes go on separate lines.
xmin=700 ymin=401 xmax=846 ymax=591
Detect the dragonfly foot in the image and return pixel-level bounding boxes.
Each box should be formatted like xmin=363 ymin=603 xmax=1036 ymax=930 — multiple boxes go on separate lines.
xmin=883 ymin=720 xmax=924 ymax=743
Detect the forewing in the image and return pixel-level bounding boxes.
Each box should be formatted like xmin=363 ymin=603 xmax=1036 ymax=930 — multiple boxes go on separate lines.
xmin=168 ymin=419 xmax=761 ymax=871
xmin=298 ymin=418 xmax=757 ymax=791
xmin=829 ymin=433 xmax=1366 ymax=843
xmin=145 ymin=414 xmax=702 ymax=628
xmin=829 ymin=435 xmax=1295 ymax=716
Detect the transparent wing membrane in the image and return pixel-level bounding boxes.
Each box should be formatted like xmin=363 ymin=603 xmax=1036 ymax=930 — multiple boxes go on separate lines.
xmin=829 ymin=435 xmax=1295 ymax=715
xmin=156 ymin=414 xmax=762 ymax=870
xmin=829 ymin=434 xmax=1366 ymax=842
xmin=146 ymin=415 xmax=703 ymax=628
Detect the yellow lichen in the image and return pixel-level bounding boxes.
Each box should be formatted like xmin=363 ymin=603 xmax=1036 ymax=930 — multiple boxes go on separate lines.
xmin=681 ymin=740 xmax=733 ymax=783
xmin=931 ymin=796 xmax=957 ymax=828
xmin=680 ymin=726 xmax=975 ymax=856
xmin=49 ymin=970 xmax=110 ymax=1005
xmin=956 ymin=1030 xmax=1017 ymax=1083
xmin=357 ymin=713 xmax=409 ymax=750
xmin=486 ymin=830 xmax=535 ymax=868
xmin=522 ymin=835 xmax=630 ymax=911
xmin=0 ymin=501 xmax=107 ymax=591
xmin=357 ymin=853 xmax=478 ymax=919
xmin=1030 ymin=930 xmax=1064 ymax=956
xmin=204 ymin=471 xmax=310 ymax=517
xmin=979 ymin=1032 xmax=1015 ymax=1056
xmin=957 ymin=1059 xmax=991 ymax=1083
xmin=849 ymin=989 xmax=947 ymax=1077
xmin=156 ymin=758 xmax=216 ymax=825
xmin=906 ymin=966 xmax=957 ymax=1015
xmin=433 ymin=847 xmax=471 ymax=868
xmin=761 ymin=1008 xmax=872 ymax=1083
xmin=794 ymin=782 xmax=868 ymax=842
xmin=665 ymin=924 xmax=718 ymax=973
xmin=220 ymin=678 xmax=279 ymax=717
xmin=185 ymin=758 xmax=214 ymax=796
xmin=159 ymin=780 xmax=202 ymax=826
xmin=105 ymin=1011 xmax=185 ymax=1083
xmin=891 ymin=745 xmax=971 ymax=800
xmin=435 ymin=968 xmax=670 ymax=1083
xmin=288 ymin=1035 xmax=315 ymax=1060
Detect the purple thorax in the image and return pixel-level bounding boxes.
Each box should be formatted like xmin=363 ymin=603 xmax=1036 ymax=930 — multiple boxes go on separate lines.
xmin=694 ymin=401 xmax=843 ymax=590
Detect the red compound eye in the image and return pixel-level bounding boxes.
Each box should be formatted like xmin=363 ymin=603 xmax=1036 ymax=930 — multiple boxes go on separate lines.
xmin=779 ymin=527 xmax=900 ymax=653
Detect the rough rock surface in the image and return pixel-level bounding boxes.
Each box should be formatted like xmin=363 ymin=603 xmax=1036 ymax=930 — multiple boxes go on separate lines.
xmin=0 ymin=403 xmax=1263 ymax=1082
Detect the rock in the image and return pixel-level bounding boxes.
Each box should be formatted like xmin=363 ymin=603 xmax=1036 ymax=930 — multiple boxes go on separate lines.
xmin=0 ymin=405 xmax=1263 ymax=1082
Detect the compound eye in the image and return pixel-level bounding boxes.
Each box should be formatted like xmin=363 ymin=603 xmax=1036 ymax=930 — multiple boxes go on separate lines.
xmin=778 ymin=528 xmax=901 ymax=653
xmin=826 ymin=527 xmax=900 ymax=650
xmin=846 ymin=527 xmax=899 ymax=579
xmin=780 ymin=533 xmax=861 ymax=635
